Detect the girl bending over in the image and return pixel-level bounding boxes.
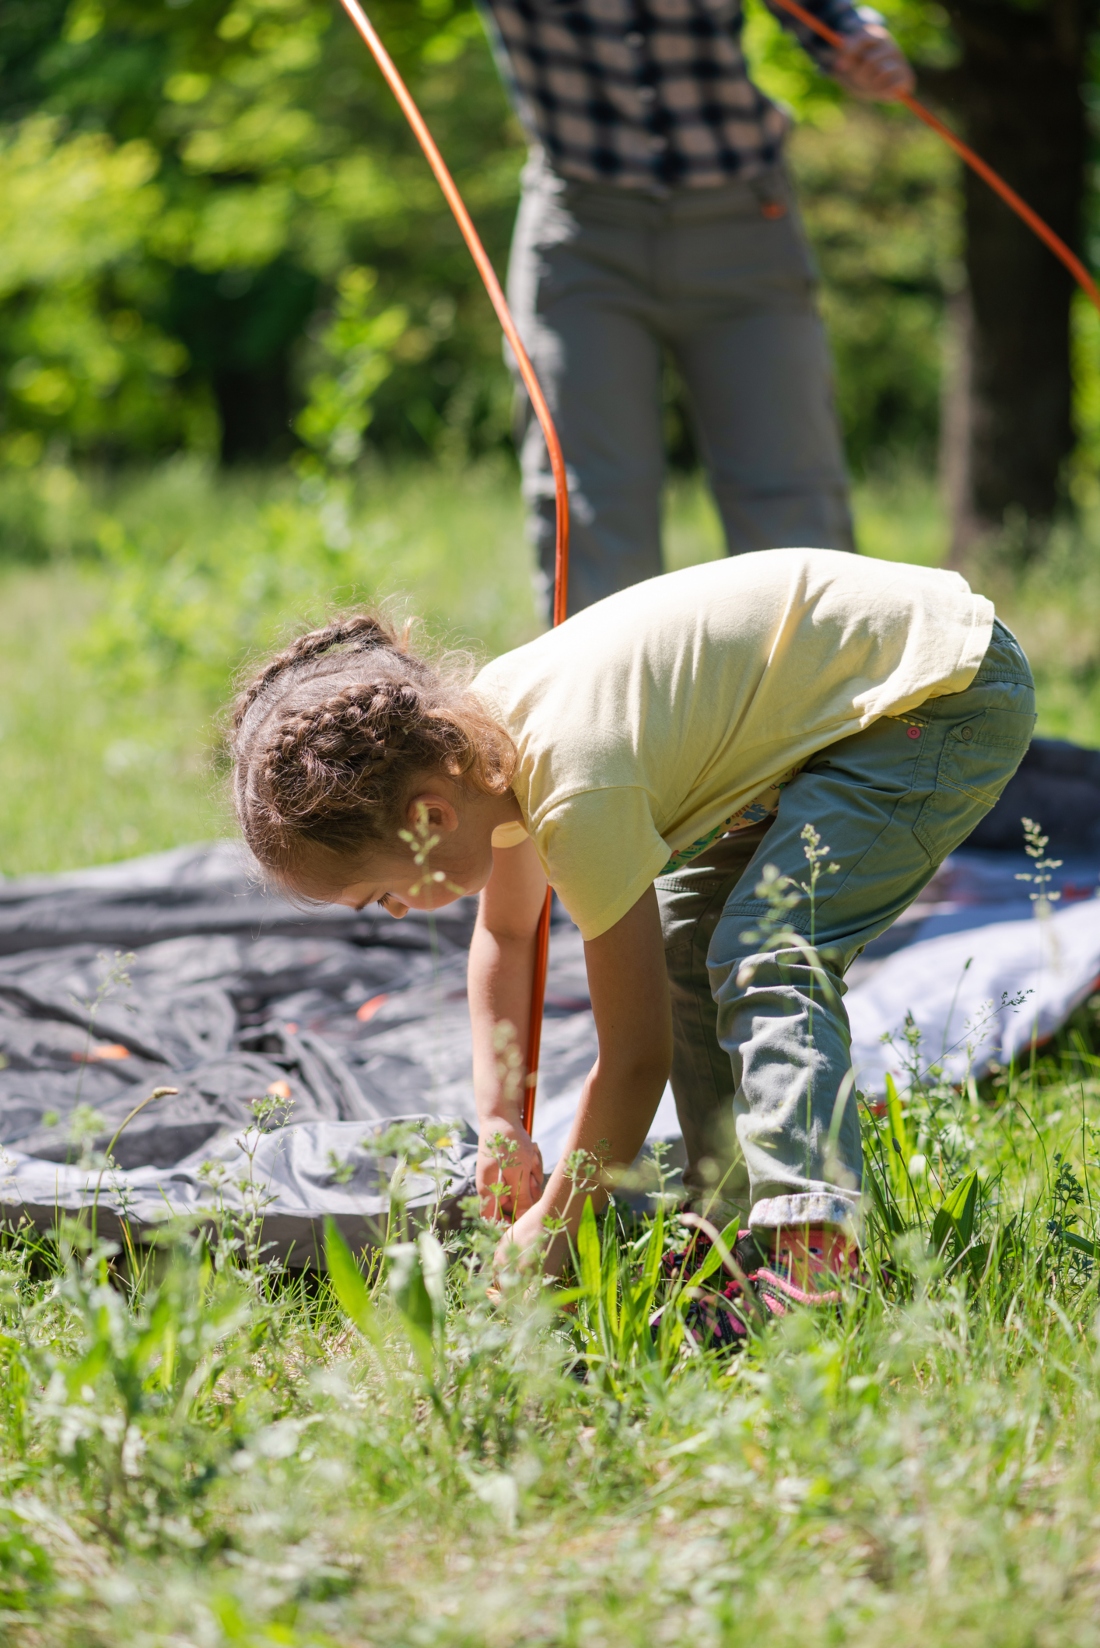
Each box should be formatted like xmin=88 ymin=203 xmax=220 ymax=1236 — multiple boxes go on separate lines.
xmin=231 ymin=550 xmax=1035 ymax=1302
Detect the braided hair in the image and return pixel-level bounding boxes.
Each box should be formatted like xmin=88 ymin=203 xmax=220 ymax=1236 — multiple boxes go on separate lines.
xmin=231 ymin=611 xmax=514 ymax=876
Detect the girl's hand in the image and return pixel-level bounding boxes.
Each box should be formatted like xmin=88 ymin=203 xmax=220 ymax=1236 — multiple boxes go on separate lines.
xmin=476 ymin=1116 xmax=543 ymax=1220
xmin=493 ymin=1200 xmax=571 ymax=1279
xmin=833 ymin=25 xmax=914 ymax=101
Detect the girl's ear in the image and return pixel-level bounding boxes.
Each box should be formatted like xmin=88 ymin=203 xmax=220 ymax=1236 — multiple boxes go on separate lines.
xmin=405 ymin=792 xmax=460 ymax=834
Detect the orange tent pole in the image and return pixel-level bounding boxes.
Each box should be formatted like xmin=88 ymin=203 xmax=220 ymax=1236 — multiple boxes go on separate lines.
xmin=770 ymin=0 xmax=1100 ymax=316
xmin=335 ymin=0 xmax=568 ymax=1133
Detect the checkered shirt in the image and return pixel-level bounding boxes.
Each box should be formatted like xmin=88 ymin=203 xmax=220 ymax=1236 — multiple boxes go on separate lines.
xmin=480 ymin=0 xmax=867 ymax=192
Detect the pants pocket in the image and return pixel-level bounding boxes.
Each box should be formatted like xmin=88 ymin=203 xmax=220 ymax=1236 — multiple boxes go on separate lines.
xmin=913 ymin=703 xmax=1036 ymax=863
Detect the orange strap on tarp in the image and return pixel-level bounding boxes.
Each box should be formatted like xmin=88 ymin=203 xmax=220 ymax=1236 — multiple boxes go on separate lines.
xmin=770 ymin=0 xmax=1100 ymax=316
xmin=335 ymin=0 xmax=567 ymax=1134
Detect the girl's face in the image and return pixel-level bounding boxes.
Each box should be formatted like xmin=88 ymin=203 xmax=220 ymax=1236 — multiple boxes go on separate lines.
xmin=288 ymin=785 xmax=500 ymax=919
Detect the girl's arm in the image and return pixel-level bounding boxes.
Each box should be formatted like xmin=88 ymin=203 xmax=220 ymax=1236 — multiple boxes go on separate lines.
xmin=500 ymin=886 xmax=673 ymax=1274
xmin=469 ymin=836 xmax=550 ymax=1218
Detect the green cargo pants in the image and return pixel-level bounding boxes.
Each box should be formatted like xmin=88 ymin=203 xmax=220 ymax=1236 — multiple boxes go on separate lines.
xmin=654 ymin=620 xmax=1036 ymax=1231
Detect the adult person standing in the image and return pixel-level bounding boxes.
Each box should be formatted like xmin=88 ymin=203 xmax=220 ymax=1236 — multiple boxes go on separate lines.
xmin=480 ymin=0 xmax=915 ymax=614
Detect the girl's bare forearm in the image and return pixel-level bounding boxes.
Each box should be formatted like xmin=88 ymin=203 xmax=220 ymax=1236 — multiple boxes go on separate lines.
xmin=469 ymin=838 xmax=549 ymax=1126
xmin=538 ymin=1054 xmax=666 ymax=1226
xmin=468 ymin=922 xmax=537 ymax=1123
xmin=533 ymin=884 xmax=672 ymax=1222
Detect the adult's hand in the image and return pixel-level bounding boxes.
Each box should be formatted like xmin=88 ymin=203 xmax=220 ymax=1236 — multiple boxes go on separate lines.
xmin=832 ymin=24 xmax=914 ymax=101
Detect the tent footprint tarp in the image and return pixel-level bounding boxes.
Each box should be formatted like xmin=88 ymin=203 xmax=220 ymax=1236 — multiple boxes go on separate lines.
xmin=0 ymin=841 xmax=589 ymax=1259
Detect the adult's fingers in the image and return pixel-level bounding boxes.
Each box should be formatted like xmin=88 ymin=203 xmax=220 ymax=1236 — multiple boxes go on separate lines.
xmin=835 ymin=32 xmax=915 ymax=98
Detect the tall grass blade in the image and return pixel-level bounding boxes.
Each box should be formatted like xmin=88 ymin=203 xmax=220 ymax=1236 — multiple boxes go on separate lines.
xmin=324 ymin=1217 xmax=382 ymax=1345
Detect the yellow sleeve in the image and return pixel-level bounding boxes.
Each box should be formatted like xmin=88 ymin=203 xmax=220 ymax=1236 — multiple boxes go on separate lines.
xmin=490 ymin=821 xmax=530 ymax=849
xmin=535 ymin=788 xmax=671 ymax=941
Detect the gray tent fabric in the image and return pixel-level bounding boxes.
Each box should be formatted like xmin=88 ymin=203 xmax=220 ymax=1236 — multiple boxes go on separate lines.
xmin=0 ymin=840 xmax=471 ymax=955
xmin=0 ymin=736 xmax=1098 ymax=1257
xmin=830 ymin=734 xmax=1100 ymax=1095
xmin=0 ymin=841 xmax=594 ymax=1258
xmin=847 ymin=851 xmax=1100 ymax=1095
xmin=965 ymin=737 xmax=1100 ymax=856
xmin=0 ymin=841 xmax=592 ymax=1163
xmin=0 ymin=1119 xmax=480 ymax=1265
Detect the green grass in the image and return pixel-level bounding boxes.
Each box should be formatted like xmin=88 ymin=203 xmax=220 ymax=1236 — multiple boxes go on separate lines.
xmin=1 ymin=457 xmax=1098 ymax=875
xmin=5 ymin=1011 xmax=1100 ymax=1645
xmin=2 ymin=458 xmax=1100 ymax=1642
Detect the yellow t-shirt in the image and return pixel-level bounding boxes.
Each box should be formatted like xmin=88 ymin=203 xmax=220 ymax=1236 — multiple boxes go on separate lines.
xmin=473 ymin=549 xmax=994 ymax=941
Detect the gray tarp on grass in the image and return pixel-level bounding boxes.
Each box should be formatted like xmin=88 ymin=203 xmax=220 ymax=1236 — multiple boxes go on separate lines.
xmin=0 ymin=1118 xmax=482 ymax=1266
xmin=0 ymin=737 xmax=1098 ymax=1256
xmin=0 ymin=841 xmax=593 ymax=1259
xmin=841 ymin=737 xmax=1100 ymax=1091
xmin=847 ymin=853 xmax=1100 ymax=1095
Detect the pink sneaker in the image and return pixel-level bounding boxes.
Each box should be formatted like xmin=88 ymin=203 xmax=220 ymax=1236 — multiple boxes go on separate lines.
xmin=651 ymin=1224 xmax=862 ymax=1354
xmin=652 ymin=1228 xmax=762 ymax=1352
xmin=750 ymin=1225 xmax=863 ymax=1315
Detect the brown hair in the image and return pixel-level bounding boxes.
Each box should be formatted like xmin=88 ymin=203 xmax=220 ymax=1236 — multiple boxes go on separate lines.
xmin=230 ymin=611 xmax=514 ymax=878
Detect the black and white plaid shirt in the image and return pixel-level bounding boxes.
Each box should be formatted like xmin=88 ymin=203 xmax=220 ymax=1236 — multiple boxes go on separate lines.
xmin=480 ymin=0 xmax=867 ymax=192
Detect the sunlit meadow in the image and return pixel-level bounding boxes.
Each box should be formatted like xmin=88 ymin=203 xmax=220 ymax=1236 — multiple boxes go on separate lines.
xmin=1 ymin=460 xmax=1100 ymax=1645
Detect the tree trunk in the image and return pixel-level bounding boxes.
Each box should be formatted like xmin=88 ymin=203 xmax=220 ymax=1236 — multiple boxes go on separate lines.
xmin=167 ymin=262 xmax=318 ymax=465
xmin=924 ymin=0 xmax=1094 ymax=540
xmin=940 ymin=287 xmax=975 ymax=561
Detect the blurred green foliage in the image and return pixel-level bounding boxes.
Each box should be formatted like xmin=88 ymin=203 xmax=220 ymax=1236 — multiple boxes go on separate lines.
xmin=5 ymin=0 xmax=1088 ymax=478
xmin=0 ymin=0 xmax=524 ymax=466
xmin=789 ymin=110 xmax=956 ymax=473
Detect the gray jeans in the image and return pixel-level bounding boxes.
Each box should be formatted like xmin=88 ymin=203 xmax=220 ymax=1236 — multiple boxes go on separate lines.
xmin=655 ymin=621 xmax=1036 ymax=1231
xmin=507 ymin=153 xmax=854 ymax=616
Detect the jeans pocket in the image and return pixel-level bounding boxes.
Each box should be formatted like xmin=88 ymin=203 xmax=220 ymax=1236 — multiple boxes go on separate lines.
xmin=913 ymin=703 xmax=1036 ymax=862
